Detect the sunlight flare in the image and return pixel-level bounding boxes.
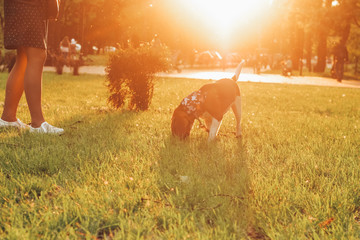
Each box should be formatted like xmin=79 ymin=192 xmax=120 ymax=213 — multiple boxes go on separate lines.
xmin=178 ymin=0 xmax=271 ymax=39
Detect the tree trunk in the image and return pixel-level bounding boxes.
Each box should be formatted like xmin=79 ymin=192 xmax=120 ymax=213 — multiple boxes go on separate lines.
xmin=295 ymin=27 xmax=304 ymax=70
xmin=314 ymin=0 xmax=332 ymax=73
xmin=290 ymin=26 xmax=298 ymax=70
xmin=314 ymin=30 xmax=327 ymax=72
xmin=305 ymin=31 xmax=312 ymax=72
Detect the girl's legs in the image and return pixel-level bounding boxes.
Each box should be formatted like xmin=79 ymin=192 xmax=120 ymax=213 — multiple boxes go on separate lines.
xmin=1 ymin=48 xmax=27 ymax=122
xmin=2 ymin=47 xmax=63 ymax=133
xmin=23 ymin=47 xmax=47 ymax=128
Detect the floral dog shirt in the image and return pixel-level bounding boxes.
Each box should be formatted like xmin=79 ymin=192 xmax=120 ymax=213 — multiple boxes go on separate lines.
xmin=180 ymin=90 xmax=205 ymax=118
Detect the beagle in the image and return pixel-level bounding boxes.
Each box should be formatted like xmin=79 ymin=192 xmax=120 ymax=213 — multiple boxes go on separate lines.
xmin=171 ymin=60 xmax=244 ymax=141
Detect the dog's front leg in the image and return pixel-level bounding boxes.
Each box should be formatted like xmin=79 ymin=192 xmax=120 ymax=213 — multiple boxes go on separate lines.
xmin=231 ymin=96 xmax=242 ymax=137
xmin=208 ymin=118 xmax=222 ymax=141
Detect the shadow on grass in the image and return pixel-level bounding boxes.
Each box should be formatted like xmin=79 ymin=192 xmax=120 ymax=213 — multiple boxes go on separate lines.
xmin=0 ymin=106 xmax=268 ymax=238
xmin=157 ymin=134 xmax=265 ymax=238
xmin=0 ymin=109 xmax=136 ymax=178
xmin=0 ymin=109 xmax=143 ymax=238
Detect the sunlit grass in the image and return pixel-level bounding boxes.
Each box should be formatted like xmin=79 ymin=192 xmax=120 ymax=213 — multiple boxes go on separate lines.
xmin=0 ymin=72 xmax=359 ymax=239
xmin=83 ymin=54 xmax=110 ymax=66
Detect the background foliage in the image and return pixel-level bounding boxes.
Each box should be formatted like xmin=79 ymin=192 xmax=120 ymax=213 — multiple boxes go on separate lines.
xmin=106 ymin=44 xmax=170 ymax=110
xmin=0 ymin=0 xmax=359 ymax=73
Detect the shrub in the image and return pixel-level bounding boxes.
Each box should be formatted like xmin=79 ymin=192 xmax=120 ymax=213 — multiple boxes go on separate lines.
xmin=105 ymin=44 xmax=170 ymax=111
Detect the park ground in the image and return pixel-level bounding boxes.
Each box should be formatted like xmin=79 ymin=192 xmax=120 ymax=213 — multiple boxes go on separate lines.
xmin=1 ymin=69 xmax=359 ymax=239
xmin=44 ymin=65 xmax=360 ymax=89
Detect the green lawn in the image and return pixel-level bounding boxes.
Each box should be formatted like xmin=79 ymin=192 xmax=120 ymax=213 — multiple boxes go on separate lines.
xmin=83 ymin=54 xmax=110 ymax=66
xmin=0 ymin=72 xmax=359 ymax=239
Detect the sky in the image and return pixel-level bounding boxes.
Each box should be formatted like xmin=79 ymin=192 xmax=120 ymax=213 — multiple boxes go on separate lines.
xmin=173 ymin=0 xmax=274 ymax=49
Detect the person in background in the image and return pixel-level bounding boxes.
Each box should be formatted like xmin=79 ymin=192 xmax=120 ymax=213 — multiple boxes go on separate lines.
xmin=59 ymin=36 xmax=70 ymax=60
xmin=332 ymin=42 xmax=348 ymax=83
xmin=0 ymin=0 xmax=64 ymax=134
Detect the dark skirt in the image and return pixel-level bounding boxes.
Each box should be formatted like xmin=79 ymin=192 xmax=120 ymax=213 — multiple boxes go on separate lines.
xmin=4 ymin=0 xmax=47 ymax=50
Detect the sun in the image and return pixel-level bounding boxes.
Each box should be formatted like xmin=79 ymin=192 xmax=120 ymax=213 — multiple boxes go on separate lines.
xmin=178 ymin=0 xmax=272 ymax=45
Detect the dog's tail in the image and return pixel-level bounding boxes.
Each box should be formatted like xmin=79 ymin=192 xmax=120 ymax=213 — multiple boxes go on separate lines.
xmin=232 ymin=59 xmax=245 ymax=81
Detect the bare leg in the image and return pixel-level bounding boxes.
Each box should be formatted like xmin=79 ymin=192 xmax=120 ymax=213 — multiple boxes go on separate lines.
xmin=23 ymin=47 xmax=46 ymax=127
xmin=1 ymin=49 xmax=27 ymax=122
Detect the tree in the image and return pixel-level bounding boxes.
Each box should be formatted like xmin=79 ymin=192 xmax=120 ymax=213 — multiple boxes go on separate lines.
xmin=269 ymin=0 xmax=360 ymax=73
xmin=52 ymin=0 xmax=153 ymax=54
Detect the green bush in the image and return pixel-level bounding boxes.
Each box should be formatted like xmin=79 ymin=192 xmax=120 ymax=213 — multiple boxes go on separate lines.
xmin=106 ymin=44 xmax=170 ymax=111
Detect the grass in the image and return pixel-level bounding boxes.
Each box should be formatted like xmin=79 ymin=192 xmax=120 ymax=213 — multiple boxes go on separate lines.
xmin=83 ymin=54 xmax=110 ymax=66
xmin=0 ymin=72 xmax=359 ymax=239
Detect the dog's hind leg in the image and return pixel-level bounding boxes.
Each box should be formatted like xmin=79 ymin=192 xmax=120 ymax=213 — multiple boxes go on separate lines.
xmin=231 ymin=95 xmax=242 ymax=137
xmin=208 ymin=117 xmax=222 ymax=141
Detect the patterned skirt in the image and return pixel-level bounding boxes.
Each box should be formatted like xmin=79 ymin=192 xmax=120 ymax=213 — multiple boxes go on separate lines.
xmin=4 ymin=0 xmax=47 ymax=50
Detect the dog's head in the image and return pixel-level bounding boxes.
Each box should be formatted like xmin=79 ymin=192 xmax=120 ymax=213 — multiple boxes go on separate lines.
xmin=171 ymin=106 xmax=195 ymax=139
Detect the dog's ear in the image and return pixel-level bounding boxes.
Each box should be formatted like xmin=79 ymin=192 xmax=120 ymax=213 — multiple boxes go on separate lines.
xmin=171 ymin=108 xmax=194 ymax=139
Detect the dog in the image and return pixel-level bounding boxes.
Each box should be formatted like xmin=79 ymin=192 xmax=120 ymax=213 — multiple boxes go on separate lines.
xmin=171 ymin=60 xmax=244 ymax=141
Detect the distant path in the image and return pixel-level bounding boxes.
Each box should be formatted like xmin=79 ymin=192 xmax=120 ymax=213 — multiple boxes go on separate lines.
xmin=44 ymin=66 xmax=360 ymax=89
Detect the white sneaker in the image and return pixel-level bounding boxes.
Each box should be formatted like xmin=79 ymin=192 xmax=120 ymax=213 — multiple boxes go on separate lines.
xmin=0 ymin=118 xmax=29 ymax=129
xmin=29 ymin=122 xmax=64 ymax=135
